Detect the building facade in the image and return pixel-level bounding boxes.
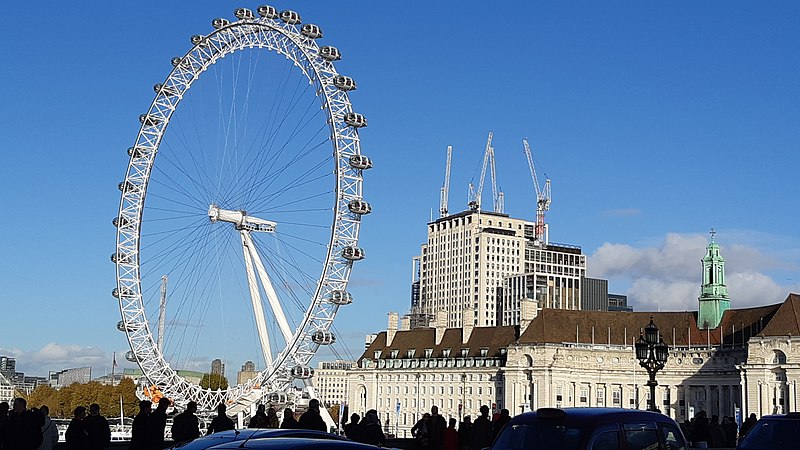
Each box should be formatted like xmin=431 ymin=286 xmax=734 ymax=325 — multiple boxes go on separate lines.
xmin=238 ymin=360 xmax=258 ymax=385
xmin=313 ymin=360 xmax=355 ymax=408
xmin=211 ymin=358 xmax=225 ymax=377
xmin=581 ymin=277 xmax=609 ymax=311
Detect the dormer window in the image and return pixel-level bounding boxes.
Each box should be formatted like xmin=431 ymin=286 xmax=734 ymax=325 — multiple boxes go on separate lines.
xmin=443 ymin=348 xmax=451 ymax=358
xmin=390 ymin=349 xmax=399 ymax=359
xmin=461 ymin=348 xmax=469 ymax=357
xmin=480 ymin=347 xmax=489 ymax=357
xmin=374 ymin=350 xmax=382 ymax=359
xmin=424 ymin=348 xmax=433 ymax=358
xmin=407 ymin=349 xmax=416 ymax=358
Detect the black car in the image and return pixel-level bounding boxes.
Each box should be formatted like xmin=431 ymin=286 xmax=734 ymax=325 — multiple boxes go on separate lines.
xmin=169 ymin=429 xmax=348 ymax=450
xmin=737 ymin=412 xmax=800 ymax=450
xmin=491 ymin=407 xmax=687 ymax=450
xmin=206 ymin=437 xmax=381 ymax=450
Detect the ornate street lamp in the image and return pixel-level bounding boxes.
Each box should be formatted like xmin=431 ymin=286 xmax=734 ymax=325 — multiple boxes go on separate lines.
xmin=635 ymin=316 xmax=669 ymax=412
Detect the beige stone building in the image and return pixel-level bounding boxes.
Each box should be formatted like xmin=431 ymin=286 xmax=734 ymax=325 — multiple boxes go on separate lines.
xmin=312 ymin=360 xmax=355 ymax=408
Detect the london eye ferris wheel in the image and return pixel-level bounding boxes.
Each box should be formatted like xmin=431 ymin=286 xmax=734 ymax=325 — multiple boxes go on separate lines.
xmin=112 ymin=6 xmax=371 ymax=411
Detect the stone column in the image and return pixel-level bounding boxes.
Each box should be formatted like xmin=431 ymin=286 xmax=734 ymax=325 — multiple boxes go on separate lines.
xmin=704 ymin=385 xmax=710 ymax=414
xmin=716 ymin=385 xmax=723 ymax=418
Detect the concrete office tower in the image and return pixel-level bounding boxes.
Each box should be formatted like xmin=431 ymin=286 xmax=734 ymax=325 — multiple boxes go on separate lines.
xmin=211 ymin=358 xmax=225 ymax=376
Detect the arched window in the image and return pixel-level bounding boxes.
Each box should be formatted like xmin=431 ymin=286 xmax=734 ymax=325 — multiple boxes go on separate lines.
xmin=773 ymin=350 xmax=787 ymax=365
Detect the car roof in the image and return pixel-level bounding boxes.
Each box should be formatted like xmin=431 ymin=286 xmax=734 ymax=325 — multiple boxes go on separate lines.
xmin=207 ymin=437 xmax=379 ymax=450
xmin=510 ymin=408 xmax=676 ymax=427
xmin=757 ymin=412 xmax=800 ymax=420
xmin=169 ymin=429 xmax=347 ymax=449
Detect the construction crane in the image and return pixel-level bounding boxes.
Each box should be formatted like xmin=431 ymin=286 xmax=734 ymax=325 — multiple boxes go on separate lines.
xmin=468 ymin=132 xmax=504 ymax=213
xmin=439 ymin=146 xmax=452 ymax=218
xmin=523 ymin=139 xmax=551 ymax=244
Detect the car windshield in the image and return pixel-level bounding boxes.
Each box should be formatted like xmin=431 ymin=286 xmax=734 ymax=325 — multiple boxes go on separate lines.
xmin=492 ymin=422 xmax=584 ymax=450
xmin=738 ymin=419 xmax=800 ymax=450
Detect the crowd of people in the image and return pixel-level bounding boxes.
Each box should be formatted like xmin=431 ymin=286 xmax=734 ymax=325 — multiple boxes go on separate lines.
xmin=402 ymin=405 xmax=510 ymax=450
xmin=0 ymin=397 xmax=110 ymax=450
xmin=680 ymin=410 xmax=758 ymax=448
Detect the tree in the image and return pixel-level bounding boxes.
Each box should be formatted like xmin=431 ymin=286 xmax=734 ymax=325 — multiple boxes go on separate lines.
xmin=200 ymin=373 xmax=228 ymax=390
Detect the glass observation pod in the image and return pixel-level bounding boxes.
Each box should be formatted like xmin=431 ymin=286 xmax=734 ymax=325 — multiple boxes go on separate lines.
xmin=291 ymin=365 xmax=314 ymax=379
xmin=190 ymin=35 xmax=205 ymax=45
xmin=349 ymin=154 xmax=373 ymax=170
xmin=125 ymin=351 xmax=138 ymax=363
xmin=344 ymin=112 xmax=367 ymax=128
xmin=319 ymin=46 xmax=341 ymax=61
xmin=171 ymin=57 xmax=191 ymax=69
xmin=112 ymin=216 xmax=130 ymax=228
xmin=311 ymin=330 xmax=336 ymax=345
xmin=127 ymin=146 xmax=145 ymax=158
xmin=111 ymin=287 xmax=132 ymax=299
xmin=325 ymin=290 xmax=353 ymax=305
xmin=268 ymin=392 xmax=288 ymax=404
xmin=212 ymin=18 xmax=230 ymax=29
xmin=347 ymin=199 xmax=371 ymax=215
xmin=333 ymin=75 xmax=357 ymax=91
xmin=111 ymin=252 xmax=132 ymax=264
xmin=153 ymin=83 xmax=177 ymax=96
xmin=118 ymin=181 xmax=136 ymax=193
xmin=301 ymin=24 xmax=323 ymax=39
xmin=342 ymin=246 xmax=365 ymax=261
xmin=280 ymin=10 xmax=301 ymax=24
xmin=116 ymin=320 xmax=141 ymax=333
xmin=257 ymin=5 xmax=279 ymax=19
xmin=235 ymin=8 xmax=254 ymax=20
xmin=139 ymin=114 xmax=161 ymax=127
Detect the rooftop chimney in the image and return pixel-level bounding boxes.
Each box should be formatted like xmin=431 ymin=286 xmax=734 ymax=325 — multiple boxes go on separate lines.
xmin=435 ymin=309 xmax=447 ymax=345
xmin=387 ymin=312 xmax=399 ymax=346
xmin=520 ymin=298 xmax=539 ymax=335
xmin=462 ymin=306 xmax=475 ymax=344
xmin=400 ymin=315 xmax=411 ymax=331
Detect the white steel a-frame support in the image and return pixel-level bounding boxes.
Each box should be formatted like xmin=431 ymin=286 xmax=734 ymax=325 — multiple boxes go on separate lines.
xmin=241 ymin=232 xmax=274 ymax=367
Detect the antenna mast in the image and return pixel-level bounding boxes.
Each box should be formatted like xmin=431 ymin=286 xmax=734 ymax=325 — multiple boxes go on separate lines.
xmin=439 ymin=146 xmax=452 ymax=218
xmin=523 ymin=139 xmax=551 ymax=244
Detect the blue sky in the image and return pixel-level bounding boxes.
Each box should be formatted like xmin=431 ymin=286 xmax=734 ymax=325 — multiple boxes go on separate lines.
xmin=1 ymin=1 xmax=798 ymax=378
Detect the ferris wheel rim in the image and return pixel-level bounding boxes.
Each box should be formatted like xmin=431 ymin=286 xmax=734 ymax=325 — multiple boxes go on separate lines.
xmin=113 ymin=9 xmax=368 ymax=409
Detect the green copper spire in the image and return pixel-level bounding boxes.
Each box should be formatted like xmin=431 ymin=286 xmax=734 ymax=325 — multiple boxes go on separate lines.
xmin=698 ymin=228 xmax=730 ymax=329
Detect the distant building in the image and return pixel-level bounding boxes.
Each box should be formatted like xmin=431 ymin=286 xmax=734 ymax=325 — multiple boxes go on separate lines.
xmin=49 ymin=367 xmax=91 ymax=388
xmin=123 ymin=368 xmax=204 ymax=385
xmin=608 ymin=294 xmax=632 ymax=312
xmin=313 ymin=360 xmax=355 ymax=408
xmin=0 ymin=356 xmax=16 ymax=374
xmin=0 ymin=372 xmax=14 ymax=403
xmin=211 ymin=359 xmax=225 ymax=377
xmin=237 ymin=360 xmax=258 ymax=385
xmin=581 ymin=277 xmax=609 ymax=311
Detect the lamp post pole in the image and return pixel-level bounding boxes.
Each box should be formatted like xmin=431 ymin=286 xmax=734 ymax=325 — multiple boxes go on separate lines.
xmin=635 ymin=316 xmax=669 ymax=413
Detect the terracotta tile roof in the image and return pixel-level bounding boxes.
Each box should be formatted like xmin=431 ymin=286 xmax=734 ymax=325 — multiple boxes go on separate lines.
xmin=360 ymin=326 xmax=518 ymax=362
xmin=759 ymin=293 xmax=800 ymax=337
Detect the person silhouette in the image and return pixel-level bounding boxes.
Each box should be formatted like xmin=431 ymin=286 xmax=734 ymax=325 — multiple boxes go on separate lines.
xmin=280 ymin=408 xmax=299 ymax=429
xmin=85 ymin=403 xmax=111 ymax=450
xmin=171 ymin=401 xmax=200 ymax=443
xmin=147 ymin=397 xmax=170 ymax=450
xmin=298 ymin=399 xmax=326 ymax=432
xmin=129 ymin=400 xmax=150 ymax=450
xmin=207 ymin=404 xmax=235 ymax=435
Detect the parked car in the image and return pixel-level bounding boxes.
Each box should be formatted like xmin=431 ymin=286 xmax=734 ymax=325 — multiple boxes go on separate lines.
xmin=491 ymin=407 xmax=687 ymax=450
xmin=206 ymin=437 xmax=381 ymax=450
xmin=737 ymin=412 xmax=800 ymax=450
xmin=169 ymin=429 xmax=348 ymax=450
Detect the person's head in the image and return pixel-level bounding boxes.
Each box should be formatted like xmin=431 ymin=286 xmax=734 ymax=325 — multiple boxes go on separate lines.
xmin=308 ymin=399 xmax=320 ymax=412
xmin=157 ymin=397 xmax=171 ymax=411
xmin=480 ymin=405 xmax=489 ymax=417
xmin=256 ymin=404 xmax=266 ymax=414
xmin=0 ymin=401 xmax=8 ymax=415
xmin=267 ymin=407 xmax=276 ymax=416
xmin=500 ymin=408 xmax=509 ymax=419
xmin=365 ymin=410 xmax=379 ymax=425
xmin=41 ymin=405 xmax=50 ymax=416
xmin=12 ymin=397 xmax=26 ymax=413
xmin=711 ymin=415 xmax=719 ymax=424
xmin=349 ymin=413 xmax=360 ymax=424
xmin=422 ymin=413 xmax=430 ymax=420
xmin=217 ymin=403 xmax=227 ymax=415
xmin=463 ymin=415 xmax=472 ymax=425
xmin=74 ymin=406 xmax=87 ymax=419
xmin=138 ymin=400 xmax=151 ymax=413
xmin=431 ymin=405 xmax=439 ymax=416
xmin=90 ymin=403 xmax=101 ymax=416
xmin=749 ymin=413 xmax=757 ymax=419
xmin=284 ymin=408 xmax=295 ymax=419
xmin=449 ymin=418 xmax=457 ymax=428
xmin=186 ymin=401 xmax=197 ymax=414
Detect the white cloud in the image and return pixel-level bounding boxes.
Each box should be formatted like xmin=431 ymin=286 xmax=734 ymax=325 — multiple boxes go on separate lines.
xmin=0 ymin=343 xmax=113 ymax=377
xmin=588 ymin=232 xmax=792 ymax=311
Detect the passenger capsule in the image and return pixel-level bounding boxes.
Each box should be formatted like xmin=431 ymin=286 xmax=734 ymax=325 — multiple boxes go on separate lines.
xmin=125 ymin=351 xmax=138 ymax=363
xmin=311 ymin=330 xmax=336 ymax=345
xmin=112 ymin=287 xmax=132 ymax=299
xmin=118 ymin=181 xmax=136 ymax=192
xmin=333 ymin=75 xmax=357 ymax=91
xmin=127 ymin=146 xmax=145 ymax=158
xmin=290 ymin=364 xmax=314 ymax=379
xmin=153 ymin=83 xmax=177 ymax=96
xmin=111 ymin=252 xmax=132 ymax=264
xmin=279 ymin=10 xmax=301 ymax=24
xmin=342 ymin=246 xmax=365 ymax=261
xmin=267 ymin=392 xmax=288 ymax=403
xmin=112 ymin=216 xmax=130 ymax=228
xmin=257 ymin=5 xmax=279 ymax=18
xmin=191 ymin=35 xmax=205 ymax=45
xmin=235 ymin=8 xmax=254 ymax=20
xmin=117 ymin=320 xmax=141 ymax=333
xmin=325 ymin=290 xmax=353 ymax=305
xmin=319 ymin=46 xmax=341 ymax=62
xmin=139 ymin=114 xmax=161 ymax=127
xmin=348 ymin=199 xmax=372 ymax=215
xmin=344 ymin=112 xmax=367 ymax=128
xmin=212 ymin=18 xmax=230 ymax=29
xmin=171 ymin=57 xmax=191 ymax=69
xmin=348 ymin=155 xmax=373 ymax=170
xmin=301 ymin=24 xmax=322 ymax=39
